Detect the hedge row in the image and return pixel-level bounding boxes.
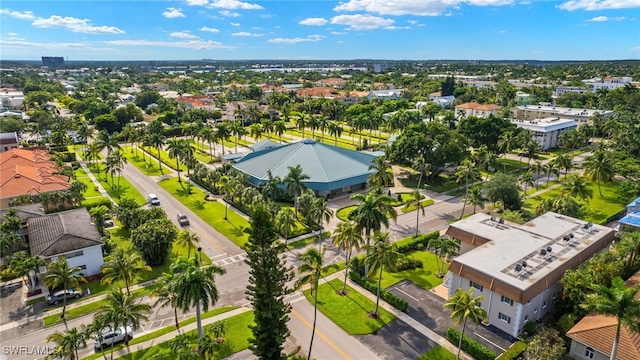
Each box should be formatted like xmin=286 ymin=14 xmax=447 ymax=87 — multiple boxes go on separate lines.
xmin=349 ymin=270 xmax=408 ymax=312
xmin=395 ymin=231 xmax=440 ymax=253
xmin=395 ymin=257 xmax=423 ymax=271
xmin=446 ymin=328 xmax=495 ymax=360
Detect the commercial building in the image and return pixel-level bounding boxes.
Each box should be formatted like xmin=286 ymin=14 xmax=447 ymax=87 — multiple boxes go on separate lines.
xmin=445 ymin=212 xmax=615 ymax=338
xmin=512 ymin=105 xmax=614 ymax=126
xmin=232 ymin=139 xmax=377 ymax=197
xmin=0 ymin=90 xmax=24 ymax=109
xmin=511 ymin=117 xmax=578 ymax=150
xmin=619 ymin=196 xmax=640 ymax=232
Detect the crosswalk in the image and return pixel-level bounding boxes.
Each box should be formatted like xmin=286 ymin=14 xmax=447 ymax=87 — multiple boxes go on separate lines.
xmin=212 ymin=253 xmax=247 ymax=267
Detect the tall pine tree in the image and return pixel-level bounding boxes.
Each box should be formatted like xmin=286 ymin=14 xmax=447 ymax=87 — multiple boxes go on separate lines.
xmin=245 ymin=204 xmax=294 ymax=360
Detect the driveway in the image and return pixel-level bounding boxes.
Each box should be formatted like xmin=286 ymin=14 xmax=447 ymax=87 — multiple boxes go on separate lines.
xmin=357 ymin=318 xmax=438 ymax=360
xmin=388 ymin=280 xmax=515 ymax=356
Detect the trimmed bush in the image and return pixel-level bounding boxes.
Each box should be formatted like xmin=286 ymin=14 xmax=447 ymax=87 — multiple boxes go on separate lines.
xmin=446 ymin=327 xmax=495 ymax=360
xmin=395 ymin=256 xmax=423 ymax=271
xmin=395 ymin=231 xmax=439 ymax=253
xmin=349 ymin=270 xmax=408 ymax=312
xmin=83 ymin=197 xmax=113 ymax=210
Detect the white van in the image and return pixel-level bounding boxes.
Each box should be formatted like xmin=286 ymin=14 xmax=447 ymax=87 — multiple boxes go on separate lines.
xmin=147 ymin=193 xmax=160 ymax=206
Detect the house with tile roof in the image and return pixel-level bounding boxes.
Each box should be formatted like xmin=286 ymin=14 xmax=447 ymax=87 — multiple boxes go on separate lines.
xmin=232 ymin=139 xmax=377 ymax=197
xmin=28 ymin=207 xmax=104 ymax=277
xmin=0 ymin=132 xmax=19 ymax=152
xmin=0 ymin=148 xmax=70 ymax=208
xmin=444 ymin=212 xmax=615 ymax=338
xmin=566 ymin=270 xmax=640 ymax=360
xmin=454 ymin=102 xmax=501 ymax=118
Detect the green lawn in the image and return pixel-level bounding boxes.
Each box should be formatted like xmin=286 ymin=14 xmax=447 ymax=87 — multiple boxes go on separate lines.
xmin=287 ymin=231 xmax=330 ymax=249
xmin=141 ymin=145 xmax=186 ymax=172
xmin=121 ymin=146 xmax=164 ymax=176
xmin=496 ymin=341 xmax=527 ymax=360
xmin=118 ymin=310 xmax=255 ymax=360
xmin=418 ymin=346 xmax=457 ymax=360
xmin=303 ymin=279 xmax=395 ymax=335
xmin=285 ymin=128 xmax=359 ymax=150
xmin=68 ymin=144 xmax=103 ymax=160
xmin=81 ymin=306 xmax=239 ymax=360
xmin=497 ymin=158 xmax=529 ymax=172
xmin=87 ymin=163 xmax=146 ymax=205
xmin=158 ymin=177 xmax=251 ymax=248
xmin=74 ymin=167 xmax=102 ymax=198
xmin=523 ymin=180 xmax=627 ymax=224
xmin=399 ymin=173 xmax=460 ymax=194
xmin=401 ymin=199 xmax=435 ymax=213
xmin=336 ymin=205 xmax=358 ymax=221
xmin=379 ymin=249 xmax=447 ymax=290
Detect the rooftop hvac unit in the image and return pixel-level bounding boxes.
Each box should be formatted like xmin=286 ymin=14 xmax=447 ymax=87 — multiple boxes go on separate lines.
xmin=521 ymin=261 xmax=527 ymax=268
xmin=515 ymin=264 xmax=523 ymax=272
xmin=539 ymin=249 xmax=547 ymax=257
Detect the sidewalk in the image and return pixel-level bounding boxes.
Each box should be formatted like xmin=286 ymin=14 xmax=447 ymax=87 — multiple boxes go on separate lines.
xmin=79 ymin=161 xmax=113 ymax=203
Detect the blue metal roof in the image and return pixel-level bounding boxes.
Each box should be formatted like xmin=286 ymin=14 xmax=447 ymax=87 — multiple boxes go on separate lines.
xmin=627 ymin=197 xmax=640 ymax=208
xmin=620 ymin=212 xmax=640 ymax=228
xmin=233 ymin=139 xmax=376 ymax=191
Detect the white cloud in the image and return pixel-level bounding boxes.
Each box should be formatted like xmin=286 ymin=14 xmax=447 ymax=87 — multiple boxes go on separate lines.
xmin=32 ymin=15 xmax=124 ymax=34
xmin=163 ymin=7 xmax=186 ymax=18
xmin=170 ymin=31 xmax=199 ymax=39
xmin=331 ymin=31 xmax=347 ymax=34
xmin=0 ymin=39 xmax=104 ymax=51
xmin=207 ymin=0 xmax=263 ymax=10
xmin=268 ymin=34 xmax=325 ymax=44
xmin=407 ymin=20 xmax=418 ymax=25
xmin=251 ymin=26 xmax=261 ymax=30
xmin=330 ymin=14 xmax=394 ymax=30
xmin=219 ymin=10 xmax=241 ymax=17
xmin=587 ymin=15 xmax=626 ymax=21
xmin=103 ymin=39 xmax=233 ymax=50
xmin=385 ymin=25 xmax=410 ymax=30
xmin=8 ymin=32 xmax=18 ymax=36
xmin=334 ymin=0 xmax=513 ymax=16
xmin=274 ymin=25 xmax=281 ymax=28
xmin=0 ymin=9 xmax=36 ymax=20
xmin=231 ymin=31 xmax=263 ymax=36
xmin=559 ymin=0 xmax=640 ymax=11
xmin=200 ymin=26 xmax=220 ymax=33
xmin=230 ymin=22 xmax=241 ymax=26
xmin=299 ymin=17 xmax=328 ymax=26
xmin=186 ymin=0 xmax=209 ymax=5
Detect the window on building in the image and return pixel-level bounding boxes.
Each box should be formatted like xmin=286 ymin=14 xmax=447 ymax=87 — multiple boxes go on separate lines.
xmin=501 ymin=295 xmax=514 ymax=306
xmin=78 ymin=265 xmax=87 ymax=270
xmin=469 ymin=281 xmax=483 ymax=292
xmin=585 ymin=346 xmax=595 ymax=359
xmin=543 ymin=301 xmax=547 ymax=309
xmin=498 ymin=312 xmax=511 ymax=324
xmin=524 ymin=315 xmax=528 ymax=321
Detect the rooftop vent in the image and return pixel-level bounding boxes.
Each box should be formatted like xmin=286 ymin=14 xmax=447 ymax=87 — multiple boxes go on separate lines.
xmin=539 ymin=249 xmax=547 ymax=257
xmin=498 ymin=218 xmax=505 ymax=224
xmin=490 ymin=216 xmax=496 ymax=222
xmin=522 ymin=261 xmax=528 ymax=269
xmin=515 ymin=264 xmax=522 ymax=272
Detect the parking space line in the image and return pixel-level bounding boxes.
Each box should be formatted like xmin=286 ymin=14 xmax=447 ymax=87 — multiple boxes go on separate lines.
xmin=473 ymin=332 xmax=507 ymax=352
xmin=393 ymin=287 xmax=419 ymax=302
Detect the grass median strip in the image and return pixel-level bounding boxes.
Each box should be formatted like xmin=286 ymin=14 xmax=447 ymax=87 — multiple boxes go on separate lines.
xmin=158 ymin=177 xmax=250 ymax=248
xmin=121 ymin=146 xmax=164 ymax=176
xmin=303 ymin=278 xmax=395 ymax=335
xmin=87 ymin=163 xmax=146 ymax=205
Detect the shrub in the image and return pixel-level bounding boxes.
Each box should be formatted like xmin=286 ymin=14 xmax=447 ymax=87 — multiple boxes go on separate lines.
xmin=83 ymin=197 xmax=113 ymax=211
xmin=523 ymin=320 xmax=537 ymax=336
xmin=348 ymin=270 xmax=408 ymax=312
xmin=395 ymin=231 xmax=439 ymax=253
xmin=496 ymin=341 xmax=526 ymax=360
xmin=446 ymin=328 xmax=495 ymax=360
xmin=395 ymin=256 xmax=423 ymax=271
xmin=55 ymin=151 xmax=76 ymax=162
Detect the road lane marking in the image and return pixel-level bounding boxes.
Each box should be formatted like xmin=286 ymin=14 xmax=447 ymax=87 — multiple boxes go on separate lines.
xmin=290 ymin=309 xmax=350 ymax=360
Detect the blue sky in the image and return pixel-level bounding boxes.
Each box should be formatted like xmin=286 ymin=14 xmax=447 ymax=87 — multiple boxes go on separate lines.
xmin=1 ymin=0 xmax=639 ymax=61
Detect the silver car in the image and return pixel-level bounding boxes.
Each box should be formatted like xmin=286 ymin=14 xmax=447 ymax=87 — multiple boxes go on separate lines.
xmin=94 ymin=326 xmax=133 ymax=351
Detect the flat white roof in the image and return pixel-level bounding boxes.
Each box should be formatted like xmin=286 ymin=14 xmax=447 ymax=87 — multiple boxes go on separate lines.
xmin=515 ymin=105 xmax=614 ymax=117
xmin=511 ymin=117 xmax=577 ymax=132
xmin=450 ymin=212 xmax=613 ymax=291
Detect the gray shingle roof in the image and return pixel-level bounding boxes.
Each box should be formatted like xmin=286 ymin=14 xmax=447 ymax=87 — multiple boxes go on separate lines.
xmin=28 ymin=208 xmax=103 ymax=257
xmin=0 ymin=203 xmax=45 ymax=223
xmin=232 ymin=139 xmax=376 ymax=191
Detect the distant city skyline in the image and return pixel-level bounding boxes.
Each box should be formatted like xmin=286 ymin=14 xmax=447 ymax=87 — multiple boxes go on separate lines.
xmin=1 ymin=0 xmax=639 ymax=61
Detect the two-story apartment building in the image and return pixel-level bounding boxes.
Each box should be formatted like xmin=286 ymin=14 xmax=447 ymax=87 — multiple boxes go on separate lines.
xmin=512 ymin=105 xmax=614 ymax=126
xmin=511 ymin=117 xmax=578 ymax=150
xmin=455 ymin=102 xmax=501 ymax=118
xmin=445 ymin=212 xmax=615 ymax=338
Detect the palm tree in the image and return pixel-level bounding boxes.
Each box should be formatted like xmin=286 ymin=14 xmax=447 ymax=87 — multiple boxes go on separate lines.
xmin=310 ymin=196 xmax=333 ymax=246
xmin=44 ymin=257 xmax=87 ymax=319
xmin=176 ymin=230 xmax=200 ymax=259
xmin=230 ymin=120 xmax=246 ymax=153
xmin=87 ymin=142 xmax=101 ymax=165
xmin=100 ymin=246 xmax=151 ymax=296
xmin=467 ymin=186 xmax=486 ymax=214
xmin=582 ymin=150 xmax=615 ymax=197
xmin=167 ymin=138 xmax=187 ymax=182
xmin=110 ymin=150 xmax=127 ymax=197
xmin=219 ymin=175 xmax=232 ymax=220
xmin=349 ymin=192 xmax=397 ymax=276
xmin=412 ymin=155 xmax=431 ymax=190
xmin=497 ymin=131 xmax=514 ymax=171
xmin=275 ymin=208 xmax=297 ymax=241
xmin=95 ymin=290 xmax=151 ymax=356
xmin=81 ymin=318 xmax=109 ymax=360
xmin=519 ymin=170 xmax=535 ymax=194
xmin=96 ymin=130 xmax=120 ymax=158
xmin=455 ymin=160 xmax=477 ymax=219
xmin=444 ymin=288 xmax=488 ymax=360
xmin=328 ymin=121 xmax=343 ymax=146
xmin=365 ymin=231 xmax=400 ymax=318
xmin=532 ymin=160 xmax=544 ymax=189
xmin=148 ymin=132 xmax=166 ymax=174
xmin=404 ymin=190 xmax=426 ymax=237
xmin=46 ymin=327 xmax=86 ymax=360
xmin=556 ymin=154 xmax=574 ymax=178
xmin=543 ymin=160 xmax=559 ymax=184
xmin=150 ymin=272 xmax=181 ymax=330
xmin=284 ymin=165 xmax=310 ymax=215
xmin=581 ymin=277 xmax=640 ymax=360
xmin=295 ymin=247 xmax=337 ymax=360
xmin=295 ymin=114 xmax=307 ymax=138
xmin=429 ymin=237 xmax=460 ymax=277
xmin=170 ymin=258 xmax=226 ymax=339
xmin=198 ymin=126 xmax=218 ymax=163
xmin=332 ymin=220 xmax=363 ymax=295
xmin=261 ymin=170 xmax=283 ymax=201
xmin=215 ymin=122 xmax=231 ymax=157
xmin=367 ymin=155 xmax=394 ymax=190
xmin=564 ymin=175 xmax=593 ymax=200
xmin=248 ymin=123 xmax=263 ymax=141
xmin=273 ymin=120 xmax=287 ymax=144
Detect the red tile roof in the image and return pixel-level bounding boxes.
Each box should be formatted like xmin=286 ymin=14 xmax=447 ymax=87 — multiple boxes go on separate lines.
xmin=0 ymin=149 xmax=69 ymax=200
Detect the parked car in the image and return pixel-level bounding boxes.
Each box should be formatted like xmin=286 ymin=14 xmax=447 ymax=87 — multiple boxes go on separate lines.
xmin=46 ymin=289 xmax=81 ymax=305
xmin=94 ymin=326 xmax=133 ymax=351
xmin=177 ymin=213 xmax=189 ymax=226
xmin=147 ymin=193 xmax=160 ymax=206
